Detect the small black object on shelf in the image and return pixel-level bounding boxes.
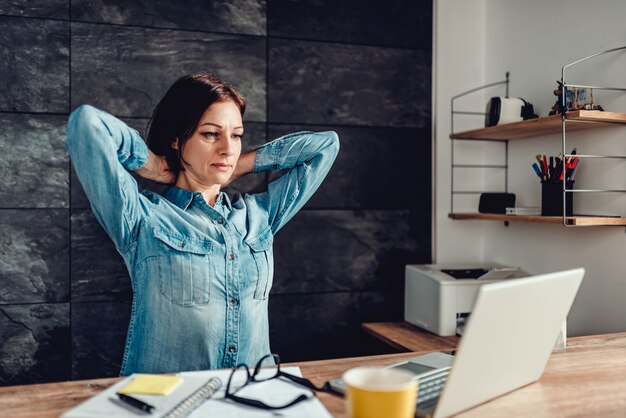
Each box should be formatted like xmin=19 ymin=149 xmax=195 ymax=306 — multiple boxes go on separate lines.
xmin=478 ymin=193 xmax=516 ymax=214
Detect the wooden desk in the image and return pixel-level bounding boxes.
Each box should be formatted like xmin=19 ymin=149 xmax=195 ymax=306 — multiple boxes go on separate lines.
xmin=2 ymin=332 xmax=626 ymax=417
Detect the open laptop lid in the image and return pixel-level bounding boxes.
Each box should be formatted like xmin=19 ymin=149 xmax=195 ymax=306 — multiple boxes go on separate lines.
xmin=433 ymin=268 xmax=584 ymax=418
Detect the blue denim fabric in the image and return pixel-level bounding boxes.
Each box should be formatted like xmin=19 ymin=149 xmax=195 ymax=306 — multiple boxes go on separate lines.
xmin=66 ymin=105 xmax=339 ymax=375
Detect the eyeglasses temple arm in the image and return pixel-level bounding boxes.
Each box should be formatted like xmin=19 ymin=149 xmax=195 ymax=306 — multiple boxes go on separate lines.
xmin=280 ymin=373 xmax=345 ymax=397
xmin=226 ymin=393 xmax=309 ymax=410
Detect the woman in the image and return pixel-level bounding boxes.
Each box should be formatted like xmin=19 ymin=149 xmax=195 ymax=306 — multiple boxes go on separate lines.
xmin=66 ymin=73 xmax=339 ymax=375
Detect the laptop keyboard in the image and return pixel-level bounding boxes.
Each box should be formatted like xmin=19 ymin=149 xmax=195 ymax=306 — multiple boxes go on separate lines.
xmin=417 ymin=395 xmax=440 ymax=411
xmin=416 ymin=369 xmax=450 ymax=414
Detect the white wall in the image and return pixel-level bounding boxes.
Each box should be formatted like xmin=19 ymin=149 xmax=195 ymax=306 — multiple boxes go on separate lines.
xmin=435 ymin=0 xmax=626 ymax=336
xmin=433 ymin=0 xmax=487 ymax=263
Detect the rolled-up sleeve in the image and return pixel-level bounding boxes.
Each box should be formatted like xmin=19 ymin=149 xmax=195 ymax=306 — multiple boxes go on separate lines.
xmin=253 ymin=131 xmax=340 ymax=233
xmin=66 ymin=104 xmax=151 ymax=252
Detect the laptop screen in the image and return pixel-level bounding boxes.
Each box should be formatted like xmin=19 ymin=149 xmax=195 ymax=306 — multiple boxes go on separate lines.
xmin=433 ymin=268 xmax=584 ymax=418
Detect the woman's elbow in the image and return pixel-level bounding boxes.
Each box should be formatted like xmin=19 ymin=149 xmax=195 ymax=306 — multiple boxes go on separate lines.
xmin=321 ymin=130 xmax=340 ymax=156
xmin=67 ymin=104 xmax=100 ymax=134
xmin=66 ymin=104 xmax=101 ymax=147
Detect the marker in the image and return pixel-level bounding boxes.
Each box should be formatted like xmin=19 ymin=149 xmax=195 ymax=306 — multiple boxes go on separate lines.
xmin=569 ymin=158 xmax=580 ymax=181
xmin=571 ymin=164 xmax=579 ymax=181
xmin=567 ymin=147 xmax=577 ymax=164
xmin=532 ymin=163 xmax=543 ymax=179
xmin=117 ymin=393 xmax=154 ymax=414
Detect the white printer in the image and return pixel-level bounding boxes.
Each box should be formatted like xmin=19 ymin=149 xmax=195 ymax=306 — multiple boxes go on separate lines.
xmin=404 ymin=263 xmax=530 ymax=336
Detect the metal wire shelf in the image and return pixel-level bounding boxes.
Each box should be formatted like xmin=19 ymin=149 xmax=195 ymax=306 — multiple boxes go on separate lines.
xmin=560 ymin=45 xmax=626 ymax=226
xmin=448 ymin=45 xmax=626 ymax=227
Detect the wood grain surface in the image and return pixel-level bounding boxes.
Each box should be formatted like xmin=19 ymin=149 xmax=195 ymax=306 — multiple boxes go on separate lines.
xmin=2 ymin=332 xmax=625 ymax=417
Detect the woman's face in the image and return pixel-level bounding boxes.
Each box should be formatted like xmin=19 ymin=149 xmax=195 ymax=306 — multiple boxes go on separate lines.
xmin=174 ymin=100 xmax=243 ymax=187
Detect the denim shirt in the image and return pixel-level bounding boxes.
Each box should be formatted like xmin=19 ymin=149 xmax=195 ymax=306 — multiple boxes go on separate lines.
xmin=66 ymin=105 xmax=339 ymax=375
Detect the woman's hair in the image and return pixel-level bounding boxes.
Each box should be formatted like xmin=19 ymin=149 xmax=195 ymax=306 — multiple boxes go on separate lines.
xmin=146 ymin=73 xmax=246 ymax=174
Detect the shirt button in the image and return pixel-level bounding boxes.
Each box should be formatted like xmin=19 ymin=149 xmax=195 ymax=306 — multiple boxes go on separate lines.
xmin=217 ymin=219 xmax=223 ymax=225
xmin=230 ymin=299 xmax=237 ymax=307
xmin=178 ymin=242 xmax=185 ymax=248
xmin=229 ymin=344 xmax=236 ymax=353
xmin=229 ymin=254 xmax=235 ymax=261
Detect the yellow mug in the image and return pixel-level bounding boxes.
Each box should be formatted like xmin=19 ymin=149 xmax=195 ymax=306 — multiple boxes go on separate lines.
xmin=343 ymin=367 xmax=418 ymax=418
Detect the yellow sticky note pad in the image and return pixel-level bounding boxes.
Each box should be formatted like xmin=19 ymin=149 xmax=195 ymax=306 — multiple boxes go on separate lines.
xmin=118 ymin=374 xmax=183 ymax=396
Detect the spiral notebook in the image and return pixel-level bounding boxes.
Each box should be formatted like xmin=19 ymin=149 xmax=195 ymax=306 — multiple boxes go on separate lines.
xmin=61 ymin=373 xmax=221 ymax=418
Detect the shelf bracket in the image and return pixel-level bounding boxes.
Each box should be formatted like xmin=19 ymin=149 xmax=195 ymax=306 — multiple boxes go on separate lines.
xmin=450 ymin=72 xmax=510 ymax=214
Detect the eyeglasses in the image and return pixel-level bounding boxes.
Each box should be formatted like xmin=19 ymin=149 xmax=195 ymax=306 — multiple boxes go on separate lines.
xmin=224 ymin=353 xmax=343 ymax=410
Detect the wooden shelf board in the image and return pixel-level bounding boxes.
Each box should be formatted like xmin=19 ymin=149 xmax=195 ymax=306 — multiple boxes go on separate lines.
xmin=449 ymin=212 xmax=626 ymax=226
xmin=361 ymin=322 xmax=459 ymax=353
xmin=450 ymin=110 xmax=626 ymax=140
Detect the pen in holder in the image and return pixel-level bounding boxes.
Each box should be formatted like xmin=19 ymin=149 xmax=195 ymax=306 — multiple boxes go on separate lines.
xmin=541 ymin=181 xmax=574 ymax=216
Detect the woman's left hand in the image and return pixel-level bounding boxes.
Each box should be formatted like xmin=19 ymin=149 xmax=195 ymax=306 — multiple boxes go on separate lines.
xmin=224 ymin=151 xmax=256 ymax=186
xmin=135 ymin=151 xmax=176 ymax=184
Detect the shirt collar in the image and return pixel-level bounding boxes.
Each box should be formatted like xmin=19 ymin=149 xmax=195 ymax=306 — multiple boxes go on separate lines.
xmin=162 ymin=186 xmax=232 ymax=211
xmin=163 ymin=186 xmax=195 ymax=210
xmin=218 ymin=192 xmax=233 ymax=211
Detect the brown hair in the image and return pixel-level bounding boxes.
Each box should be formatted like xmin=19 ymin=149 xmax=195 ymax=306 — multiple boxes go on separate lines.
xmin=146 ymin=73 xmax=246 ymax=174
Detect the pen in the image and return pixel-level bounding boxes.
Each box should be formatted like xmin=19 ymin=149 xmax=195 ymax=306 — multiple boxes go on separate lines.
xmin=549 ymin=156 xmax=554 ymax=180
xmin=535 ymin=154 xmax=543 ymax=168
xmin=117 ymin=393 xmax=155 ymax=414
xmin=555 ymin=158 xmax=563 ymax=181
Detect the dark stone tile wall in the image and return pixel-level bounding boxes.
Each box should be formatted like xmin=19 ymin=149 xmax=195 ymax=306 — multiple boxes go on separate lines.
xmin=0 ymin=114 xmax=69 ymax=208
xmin=270 ymin=291 xmax=402 ymax=362
xmin=268 ymin=0 xmax=431 ymax=49
xmin=0 ymin=0 xmax=431 ymax=385
xmin=71 ymin=23 xmax=267 ymax=120
xmin=71 ymin=301 xmax=130 ymax=379
xmin=0 ymin=1 xmax=68 ymax=19
xmin=0 ymin=210 xmax=69 ymax=304
xmin=269 ymin=124 xmax=429 ymax=209
xmin=0 ymin=17 xmax=69 ymax=112
xmin=71 ymin=0 xmax=266 ymax=35
xmin=268 ymin=39 xmax=431 ymax=127
xmin=70 ymin=210 xmax=131 ymax=302
xmin=0 ymin=303 xmax=70 ymax=385
xmin=272 ymin=210 xmax=421 ymax=294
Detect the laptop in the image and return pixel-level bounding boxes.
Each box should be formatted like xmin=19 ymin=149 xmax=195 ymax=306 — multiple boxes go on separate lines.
xmin=409 ymin=268 xmax=584 ymax=417
xmin=330 ymin=268 xmax=585 ymax=418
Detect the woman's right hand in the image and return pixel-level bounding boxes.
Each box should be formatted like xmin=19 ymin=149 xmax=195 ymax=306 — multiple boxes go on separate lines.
xmin=135 ymin=150 xmax=176 ymax=184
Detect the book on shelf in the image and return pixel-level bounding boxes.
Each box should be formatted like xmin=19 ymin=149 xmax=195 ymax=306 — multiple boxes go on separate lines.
xmin=505 ymin=207 xmax=541 ymax=215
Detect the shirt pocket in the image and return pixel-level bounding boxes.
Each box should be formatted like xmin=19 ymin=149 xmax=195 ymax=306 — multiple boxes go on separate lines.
xmin=245 ymin=228 xmax=274 ymax=300
xmin=154 ymin=229 xmax=214 ymax=307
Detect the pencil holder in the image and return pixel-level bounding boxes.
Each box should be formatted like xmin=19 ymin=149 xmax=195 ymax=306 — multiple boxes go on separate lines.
xmin=541 ymin=181 xmax=574 ymax=216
